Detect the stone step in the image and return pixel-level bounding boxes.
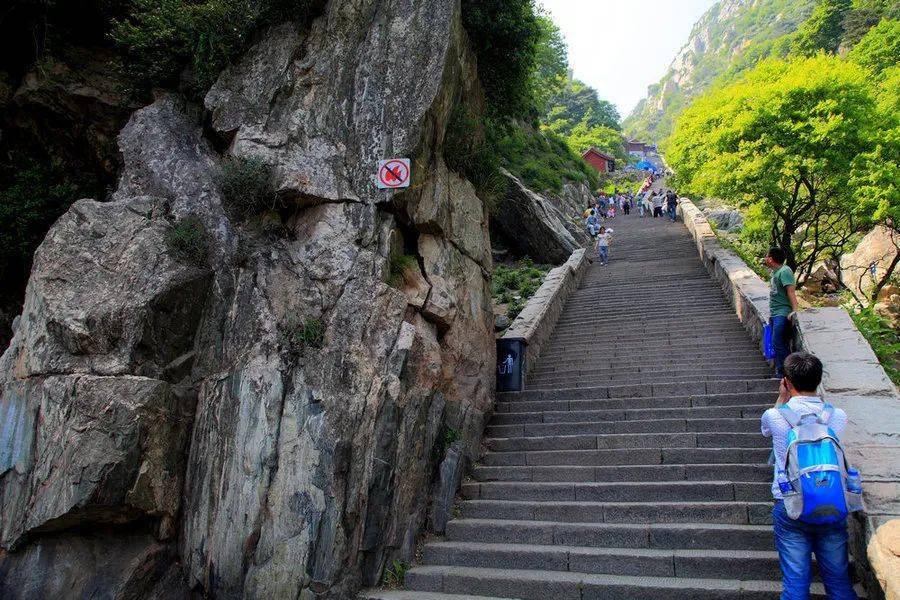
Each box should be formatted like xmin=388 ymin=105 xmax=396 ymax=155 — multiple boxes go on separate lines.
xmin=544 ymin=327 xmax=754 ymax=345
xmin=422 ymin=542 xmax=783 ymax=581
xmin=531 ymin=351 xmax=768 ymax=377
xmin=484 ymin=417 xmax=761 ymax=438
xmin=404 ymin=566 xmax=858 ymax=600
xmin=480 ymin=447 xmax=771 ymax=468
xmin=461 ymin=499 xmax=772 ymax=525
xmin=460 ymin=481 xmax=771 ymax=503
xmin=484 ymin=432 xmax=771 ymax=453
xmin=498 ymin=379 xmax=779 ymax=402
xmin=361 ymin=592 xmax=515 ymax=600
xmin=524 ymin=374 xmax=772 ymax=392
xmin=537 ymin=340 xmax=761 ymax=358
xmin=490 ymin=403 xmax=769 ymax=422
xmin=551 ymin=317 xmax=746 ymax=335
xmin=495 ymin=392 xmax=776 ymax=413
xmin=446 ymin=518 xmax=774 ymax=547
xmin=471 ymin=463 xmax=772 ymax=483
xmin=527 ymin=368 xmax=773 ymax=388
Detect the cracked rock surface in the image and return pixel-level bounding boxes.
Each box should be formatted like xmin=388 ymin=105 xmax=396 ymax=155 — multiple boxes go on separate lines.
xmin=0 ymin=1 xmax=494 ymax=598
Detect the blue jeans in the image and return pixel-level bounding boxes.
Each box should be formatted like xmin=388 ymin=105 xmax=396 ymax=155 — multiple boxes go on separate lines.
xmin=773 ymin=501 xmax=856 ymax=600
xmin=771 ymin=315 xmax=791 ymax=377
xmin=597 ymin=246 xmax=608 ymax=264
xmin=668 ymin=205 xmax=677 ymax=221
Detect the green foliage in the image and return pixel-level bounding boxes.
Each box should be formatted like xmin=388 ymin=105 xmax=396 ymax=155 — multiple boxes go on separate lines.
xmin=0 ymin=161 xmax=87 ymax=301
xmin=388 ymin=252 xmax=417 ymax=287
xmin=530 ymin=15 xmax=569 ymax=115
xmin=545 ymin=77 xmax=621 ymax=133
xmin=847 ymin=306 xmax=900 ymax=384
xmin=847 ymin=19 xmax=900 ymax=73
xmin=791 ymin=0 xmax=853 ymax=56
xmin=284 ymin=316 xmax=326 ymax=352
xmin=492 ymin=261 xmax=549 ymax=322
xmin=165 ymin=215 xmax=209 ymax=264
xmin=490 ymin=120 xmax=597 ymax=193
xmin=382 ymin=559 xmax=408 ymax=587
xmin=666 ymin=55 xmax=885 ymax=278
xmin=218 ymin=156 xmax=276 ymax=219
xmin=444 ymin=106 xmax=508 ymax=209
xmin=109 ymin=0 xmax=316 ymax=96
xmin=624 ymin=0 xmax=817 ymax=141
xmin=461 ymin=0 xmax=542 ymax=119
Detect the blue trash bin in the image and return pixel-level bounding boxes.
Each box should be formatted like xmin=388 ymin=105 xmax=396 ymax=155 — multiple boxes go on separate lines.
xmin=496 ymin=338 xmax=526 ymax=392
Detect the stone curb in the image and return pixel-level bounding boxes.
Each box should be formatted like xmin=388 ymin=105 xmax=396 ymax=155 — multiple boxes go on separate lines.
xmin=678 ymin=198 xmax=900 ymax=600
xmin=502 ymin=249 xmax=589 ymax=383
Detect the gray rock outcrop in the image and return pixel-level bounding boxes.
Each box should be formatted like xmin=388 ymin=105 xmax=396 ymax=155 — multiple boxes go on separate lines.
xmin=840 ymin=225 xmax=900 ymax=302
xmin=493 ymin=170 xmax=583 ymax=265
xmin=704 ymin=208 xmax=744 ymax=232
xmin=0 ymin=2 xmax=495 ymax=598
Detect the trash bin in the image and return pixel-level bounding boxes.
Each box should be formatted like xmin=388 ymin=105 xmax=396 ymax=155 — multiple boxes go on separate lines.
xmin=496 ymin=337 xmax=526 ymax=392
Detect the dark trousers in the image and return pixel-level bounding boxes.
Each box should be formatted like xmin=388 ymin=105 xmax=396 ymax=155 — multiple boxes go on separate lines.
xmin=653 ymin=207 xmax=662 ymax=218
xmin=771 ymin=315 xmax=791 ymax=377
xmin=622 ymin=204 xmax=630 ymax=215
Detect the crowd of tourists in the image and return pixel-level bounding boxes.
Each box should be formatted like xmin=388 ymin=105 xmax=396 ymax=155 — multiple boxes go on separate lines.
xmin=580 ymin=187 xmax=680 ymax=267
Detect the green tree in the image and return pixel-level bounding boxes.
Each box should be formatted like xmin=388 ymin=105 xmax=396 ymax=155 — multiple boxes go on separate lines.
xmin=546 ymin=119 xmax=626 ymax=164
xmin=530 ymin=14 xmax=568 ymax=114
xmin=546 ymin=78 xmax=621 ymax=133
xmin=667 ymin=55 xmax=883 ymax=283
xmin=791 ymin=0 xmax=852 ymax=56
xmin=461 ymin=0 xmax=542 ymax=119
xmin=847 ymin=19 xmax=900 ymax=73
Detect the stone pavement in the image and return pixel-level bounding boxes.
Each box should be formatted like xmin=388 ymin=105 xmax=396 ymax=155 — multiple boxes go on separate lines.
xmin=363 ymin=209 xmax=865 ymax=599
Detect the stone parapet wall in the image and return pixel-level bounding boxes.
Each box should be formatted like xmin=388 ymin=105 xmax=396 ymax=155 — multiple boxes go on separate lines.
xmin=502 ymin=249 xmax=589 ymax=382
xmin=678 ymin=198 xmax=900 ymax=600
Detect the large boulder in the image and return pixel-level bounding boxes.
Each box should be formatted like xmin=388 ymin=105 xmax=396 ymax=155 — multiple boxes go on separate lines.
xmin=550 ymin=181 xmax=595 ymax=246
xmin=493 ymin=170 xmax=583 ymax=264
xmin=0 ymin=2 xmax=495 ymax=599
xmin=840 ymin=225 xmax=900 ymax=302
xmin=704 ymin=208 xmax=744 ymax=232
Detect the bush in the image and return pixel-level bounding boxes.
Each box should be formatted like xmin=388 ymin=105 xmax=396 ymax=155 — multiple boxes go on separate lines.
xmin=461 ymin=0 xmax=542 ymax=119
xmin=218 ymin=157 xmax=276 ymax=219
xmin=388 ymin=252 xmax=417 ymax=287
xmin=382 ymin=559 xmax=408 ymax=587
xmin=0 ymin=161 xmax=95 ymax=305
xmin=284 ymin=315 xmax=326 ymax=352
xmin=444 ymin=106 xmax=508 ymax=210
xmin=165 ymin=215 xmax=209 ymax=264
xmin=848 ymin=306 xmax=900 ymax=385
xmin=110 ymin=0 xmax=319 ymax=96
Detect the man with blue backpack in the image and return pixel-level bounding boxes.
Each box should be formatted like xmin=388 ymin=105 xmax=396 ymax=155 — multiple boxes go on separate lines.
xmin=761 ymin=352 xmax=864 ymax=599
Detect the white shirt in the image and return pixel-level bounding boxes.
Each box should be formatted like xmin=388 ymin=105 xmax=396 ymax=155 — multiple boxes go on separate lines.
xmin=760 ymin=395 xmax=848 ymax=499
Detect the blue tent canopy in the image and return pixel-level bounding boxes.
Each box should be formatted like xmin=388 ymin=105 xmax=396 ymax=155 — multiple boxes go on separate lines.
xmin=635 ymin=160 xmax=657 ymax=172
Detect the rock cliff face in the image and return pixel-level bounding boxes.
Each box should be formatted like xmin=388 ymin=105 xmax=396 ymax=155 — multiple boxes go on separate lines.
xmin=623 ymin=0 xmax=815 ymax=142
xmin=0 ymin=2 xmax=494 ymax=598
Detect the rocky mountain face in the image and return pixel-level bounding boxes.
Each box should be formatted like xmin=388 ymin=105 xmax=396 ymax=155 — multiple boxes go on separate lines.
xmin=0 ymin=2 xmax=496 ymax=598
xmin=624 ymin=0 xmax=815 ymax=142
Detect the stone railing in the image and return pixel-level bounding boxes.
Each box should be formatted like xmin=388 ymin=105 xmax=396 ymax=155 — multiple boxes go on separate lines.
xmin=678 ymin=198 xmax=900 ymax=600
xmin=501 ymin=248 xmax=590 ymax=381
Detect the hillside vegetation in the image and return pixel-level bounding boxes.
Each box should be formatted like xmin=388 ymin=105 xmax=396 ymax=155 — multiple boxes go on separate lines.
xmin=624 ymin=0 xmax=899 ymax=143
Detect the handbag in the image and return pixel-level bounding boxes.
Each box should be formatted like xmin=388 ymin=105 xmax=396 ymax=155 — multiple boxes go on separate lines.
xmin=763 ymin=323 xmax=775 ymax=360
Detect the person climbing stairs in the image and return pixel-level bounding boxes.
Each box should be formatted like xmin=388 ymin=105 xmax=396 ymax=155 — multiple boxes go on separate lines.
xmin=362 ymin=211 xmax=863 ymax=599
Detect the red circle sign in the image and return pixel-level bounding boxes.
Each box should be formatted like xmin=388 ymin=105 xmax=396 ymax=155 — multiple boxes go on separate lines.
xmin=378 ymin=160 xmax=409 ymax=188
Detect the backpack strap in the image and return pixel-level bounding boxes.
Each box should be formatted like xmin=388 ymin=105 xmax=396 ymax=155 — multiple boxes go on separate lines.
xmin=817 ymin=403 xmax=834 ymax=425
xmin=778 ymin=406 xmax=801 ymax=427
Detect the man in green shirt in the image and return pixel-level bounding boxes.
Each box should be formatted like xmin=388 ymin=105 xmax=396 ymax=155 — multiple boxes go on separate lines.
xmin=765 ymin=247 xmax=799 ymax=378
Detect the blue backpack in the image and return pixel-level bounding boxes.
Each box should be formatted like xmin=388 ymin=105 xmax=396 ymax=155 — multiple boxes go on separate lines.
xmin=777 ymin=404 xmax=865 ymax=525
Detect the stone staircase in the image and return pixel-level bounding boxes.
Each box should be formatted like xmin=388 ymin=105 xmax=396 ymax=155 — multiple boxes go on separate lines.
xmin=364 ymin=212 xmax=860 ymax=599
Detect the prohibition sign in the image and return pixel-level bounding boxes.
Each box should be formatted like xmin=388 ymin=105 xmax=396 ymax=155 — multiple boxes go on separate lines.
xmin=377 ymin=158 xmax=411 ymax=189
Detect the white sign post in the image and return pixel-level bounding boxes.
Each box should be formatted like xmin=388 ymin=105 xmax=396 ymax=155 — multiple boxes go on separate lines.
xmin=376 ymin=158 xmax=411 ymax=189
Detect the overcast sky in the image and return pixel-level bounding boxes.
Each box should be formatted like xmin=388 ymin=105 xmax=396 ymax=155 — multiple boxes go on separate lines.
xmin=540 ymin=0 xmax=719 ymax=118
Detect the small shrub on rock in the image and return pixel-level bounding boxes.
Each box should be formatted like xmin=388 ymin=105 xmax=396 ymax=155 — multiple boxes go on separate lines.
xmin=218 ymin=157 xmax=276 ymax=220
xmin=388 ymin=252 xmax=417 ymax=287
xmin=284 ymin=315 xmax=326 ymax=353
xmin=165 ymin=215 xmax=209 ymax=265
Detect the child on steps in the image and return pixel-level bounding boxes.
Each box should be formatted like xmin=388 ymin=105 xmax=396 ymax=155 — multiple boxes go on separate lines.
xmin=596 ymin=226 xmax=612 ymax=266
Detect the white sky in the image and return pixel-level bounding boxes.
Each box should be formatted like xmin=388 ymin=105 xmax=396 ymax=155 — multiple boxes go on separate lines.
xmin=540 ymin=0 xmax=719 ymax=118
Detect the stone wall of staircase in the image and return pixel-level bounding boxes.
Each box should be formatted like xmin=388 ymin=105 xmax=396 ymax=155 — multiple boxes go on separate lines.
xmin=678 ymin=198 xmax=900 ymax=600
xmin=502 ymin=249 xmax=590 ymax=380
